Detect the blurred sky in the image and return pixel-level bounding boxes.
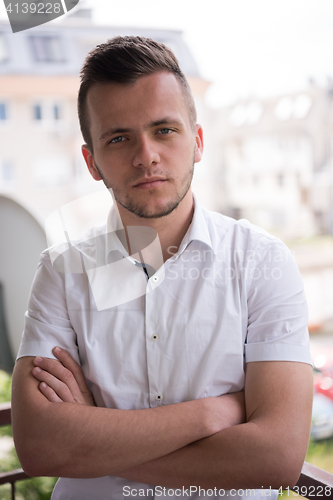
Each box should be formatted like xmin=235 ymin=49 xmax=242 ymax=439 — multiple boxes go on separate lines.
xmin=1 ymin=0 xmax=333 ymax=106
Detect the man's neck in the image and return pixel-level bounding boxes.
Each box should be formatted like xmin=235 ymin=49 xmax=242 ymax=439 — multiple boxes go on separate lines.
xmin=116 ymin=191 xmax=194 ymax=265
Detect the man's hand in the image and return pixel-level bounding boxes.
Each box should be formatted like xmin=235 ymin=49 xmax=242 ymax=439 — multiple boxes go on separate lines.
xmin=32 ymin=347 xmax=95 ymax=407
xmin=32 ymin=349 xmax=245 ymax=430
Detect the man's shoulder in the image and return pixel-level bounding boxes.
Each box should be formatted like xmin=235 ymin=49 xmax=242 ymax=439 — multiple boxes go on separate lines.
xmin=200 ymin=205 xmax=285 ymax=253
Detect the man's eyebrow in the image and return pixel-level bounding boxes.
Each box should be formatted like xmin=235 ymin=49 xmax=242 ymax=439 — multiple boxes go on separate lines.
xmin=98 ymin=117 xmax=183 ymax=142
xmin=149 ymin=117 xmax=183 ymax=128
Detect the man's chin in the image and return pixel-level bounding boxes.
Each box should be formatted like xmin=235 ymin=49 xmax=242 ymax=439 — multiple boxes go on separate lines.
xmin=118 ymin=200 xmax=180 ymax=220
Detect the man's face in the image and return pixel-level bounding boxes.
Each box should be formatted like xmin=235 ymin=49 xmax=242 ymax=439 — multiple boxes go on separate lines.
xmin=82 ymin=71 xmax=203 ymax=220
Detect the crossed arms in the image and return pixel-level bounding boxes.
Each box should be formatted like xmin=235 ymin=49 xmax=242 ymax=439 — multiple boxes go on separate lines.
xmin=11 ymin=348 xmax=313 ymax=490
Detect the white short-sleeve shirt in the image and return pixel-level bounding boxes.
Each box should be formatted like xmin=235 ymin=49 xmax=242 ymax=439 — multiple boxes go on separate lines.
xmin=17 ymin=194 xmax=311 ymax=500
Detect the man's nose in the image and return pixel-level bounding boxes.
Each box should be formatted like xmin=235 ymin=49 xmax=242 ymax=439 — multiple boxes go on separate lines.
xmin=132 ymin=135 xmax=160 ymax=168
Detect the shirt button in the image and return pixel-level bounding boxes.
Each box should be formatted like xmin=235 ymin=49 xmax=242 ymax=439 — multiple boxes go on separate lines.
xmin=155 ymin=394 xmax=162 ymax=401
xmin=151 ymin=334 xmax=159 ymax=341
xmin=152 ymin=276 xmax=159 ymax=283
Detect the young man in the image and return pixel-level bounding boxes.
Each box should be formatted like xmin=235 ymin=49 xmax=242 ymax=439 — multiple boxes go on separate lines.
xmin=11 ymin=36 xmax=313 ymax=500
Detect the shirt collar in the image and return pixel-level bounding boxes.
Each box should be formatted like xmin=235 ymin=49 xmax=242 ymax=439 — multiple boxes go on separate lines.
xmin=104 ymin=204 xmax=129 ymax=260
xmin=181 ymin=193 xmax=213 ymax=248
xmin=104 ymin=205 xmax=163 ymax=271
xmin=176 ymin=192 xmax=214 ymax=256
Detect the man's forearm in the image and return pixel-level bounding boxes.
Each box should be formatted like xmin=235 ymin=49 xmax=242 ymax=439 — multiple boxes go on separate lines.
xmin=14 ymin=395 xmax=211 ymax=478
xmin=12 ymin=357 xmax=244 ymax=478
xmin=117 ymin=421 xmax=289 ymax=491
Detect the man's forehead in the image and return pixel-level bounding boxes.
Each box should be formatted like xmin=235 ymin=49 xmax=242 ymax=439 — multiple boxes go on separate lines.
xmin=87 ymin=71 xmax=184 ymax=106
xmin=86 ymin=72 xmax=190 ymax=134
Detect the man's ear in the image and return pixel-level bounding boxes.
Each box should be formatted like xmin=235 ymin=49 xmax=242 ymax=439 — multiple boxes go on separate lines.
xmin=194 ymin=125 xmax=204 ymax=163
xmin=82 ymin=145 xmax=102 ymax=181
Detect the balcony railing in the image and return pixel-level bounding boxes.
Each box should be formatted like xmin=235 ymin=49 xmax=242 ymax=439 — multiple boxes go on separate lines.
xmin=0 ymin=402 xmax=333 ymax=500
xmin=0 ymin=402 xmax=30 ymax=500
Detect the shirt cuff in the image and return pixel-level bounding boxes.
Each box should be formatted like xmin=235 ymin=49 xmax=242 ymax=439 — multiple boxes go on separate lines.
xmin=16 ymin=340 xmax=80 ymax=364
xmin=245 ymin=342 xmax=313 ymax=365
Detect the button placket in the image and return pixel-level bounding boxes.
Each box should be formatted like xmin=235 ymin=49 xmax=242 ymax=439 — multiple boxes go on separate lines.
xmin=145 ymin=279 xmax=164 ymax=407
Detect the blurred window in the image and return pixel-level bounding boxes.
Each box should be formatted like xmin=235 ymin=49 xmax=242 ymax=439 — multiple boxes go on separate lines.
xmin=277 ymin=173 xmax=285 ymax=186
xmin=33 ymin=104 xmax=42 ymax=121
xmin=230 ymin=102 xmax=263 ymax=127
xmin=300 ymin=187 xmax=309 ymax=205
xmin=275 ymin=97 xmax=293 ymax=121
xmin=33 ymin=157 xmax=72 ymax=187
xmin=313 ymin=211 xmax=327 ymax=235
xmin=293 ymin=94 xmax=312 ymax=119
xmin=53 ymin=103 xmax=61 ymax=120
xmin=246 ymin=102 xmax=263 ymax=125
xmin=0 ymin=34 xmax=8 ymax=63
xmin=0 ymin=102 xmax=7 ymax=121
xmin=2 ymin=161 xmax=14 ymax=182
xmin=274 ymin=95 xmax=312 ymax=121
xmin=230 ymin=104 xmax=247 ymax=127
xmin=29 ymin=36 xmax=64 ymax=63
xmin=32 ymin=101 xmax=63 ymax=123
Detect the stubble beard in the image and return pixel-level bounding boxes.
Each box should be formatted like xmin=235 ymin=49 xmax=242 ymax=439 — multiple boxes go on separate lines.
xmin=94 ymin=150 xmax=195 ymax=220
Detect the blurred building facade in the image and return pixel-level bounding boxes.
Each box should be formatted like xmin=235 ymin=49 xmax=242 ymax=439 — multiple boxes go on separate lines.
xmin=211 ymin=84 xmax=333 ymax=239
xmin=0 ymin=7 xmax=210 ymax=223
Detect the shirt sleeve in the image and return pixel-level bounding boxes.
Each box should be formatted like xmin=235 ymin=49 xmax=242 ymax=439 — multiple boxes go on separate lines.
xmin=244 ymin=236 xmax=312 ymax=365
xmin=16 ymin=251 xmax=80 ymax=363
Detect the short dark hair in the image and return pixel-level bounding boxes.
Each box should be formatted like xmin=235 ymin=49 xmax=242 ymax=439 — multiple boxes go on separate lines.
xmin=78 ymin=35 xmax=197 ymax=152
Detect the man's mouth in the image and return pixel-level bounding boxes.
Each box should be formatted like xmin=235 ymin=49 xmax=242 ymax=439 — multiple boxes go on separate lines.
xmin=133 ymin=178 xmax=167 ymax=189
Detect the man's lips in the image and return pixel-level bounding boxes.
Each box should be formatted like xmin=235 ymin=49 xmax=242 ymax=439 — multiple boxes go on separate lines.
xmin=133 ymin=178 xmax=167 ymax=189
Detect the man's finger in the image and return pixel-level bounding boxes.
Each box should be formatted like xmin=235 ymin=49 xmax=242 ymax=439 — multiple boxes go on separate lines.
xmin=52 ymin=347 xmax=91 ymax=395
xmin=32 ymin=366 xmax=76 ymax=403
xmin=39 ymin=382 xmax=64 ymax=403
xmin=33 ymin=353 xmax=95 ymax=406
xmin=33 ymin=357 xmax=87 ymax=404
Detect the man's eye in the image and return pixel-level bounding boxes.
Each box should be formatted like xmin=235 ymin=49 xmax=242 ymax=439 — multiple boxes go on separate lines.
xmin=158 ymin=128 xmax=172 ymax=135
xmin=110 ymin=136 xmax=126 ymax=143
